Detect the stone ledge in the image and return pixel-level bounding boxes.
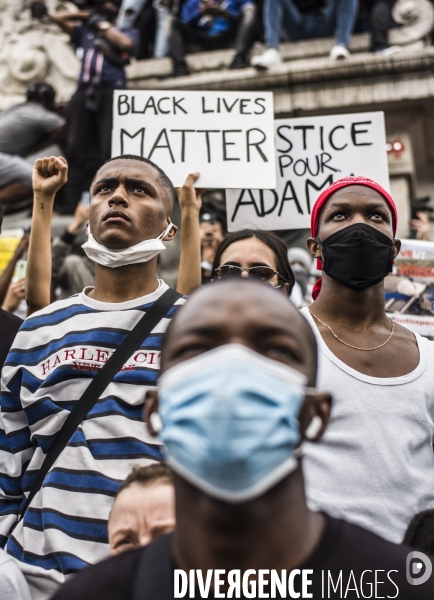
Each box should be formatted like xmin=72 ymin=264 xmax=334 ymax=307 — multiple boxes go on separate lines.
xmin=126 ymin=46 xmax=434 ymax=93
xmin=275 ymin=71 xmax=434 ymax=114
xmin=126 ymin=33 xmax=373 ymax=81
xmin=125 ymin=30 xmax=429 ymax=83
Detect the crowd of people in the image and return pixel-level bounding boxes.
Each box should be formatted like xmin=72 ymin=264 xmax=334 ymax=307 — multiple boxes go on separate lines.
xmin=0 ymin=3 xmax=434 ymax=597
xmin=0 ymin=0 xmax=429 ymax=217
xmin=45 ymin=0 xmax=423 ymax=75
xmin=0 ymin=150 xmax=433 ymax=599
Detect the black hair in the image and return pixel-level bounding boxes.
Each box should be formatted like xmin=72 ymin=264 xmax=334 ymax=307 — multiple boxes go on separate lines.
xmin=96 ymin=154 xmax=177 ymax=215
xmin=26 ymin=82 xmax=55 ymax=108
xmin=212 ymin=229 xmax=295 ymax=295
xmin=403 ymin=510 xmax=434 ymax=553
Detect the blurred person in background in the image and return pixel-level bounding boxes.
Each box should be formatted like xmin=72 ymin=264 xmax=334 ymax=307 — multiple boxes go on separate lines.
xmin=108 ymin=463 xmax=175 ymax=556
xmin=169 ymin=0 xmax=259 ymax=75
xmin=0 ymin=153 xmax=34 ymax=213
xmin=199 ymin=211 xmax=224 ymax=284
xmin=0 ymin=232 xmax=29 ymax=309
xmin=0 ymin=204 xmax=26 ymax=372
xmin=0 ymin=82 xmax=65 ymax=214
xmin=367 ymin=0 xmax=400 ymax=55
xmin=0 ymin=82 xmax=64 ymax=158
xmin=251 ymin=0 xmax=359 ymax=69
xmin=1 ymin=279 xmax=26 ymax=316
xmin=410 ymin=210 xmax=431 ymax=241
xmin=117 ymin=0 xmax=175 ymax=58
xmin=52 ymin=202 xmax=95 ymax=299
xmin=287 ymin=246 xmax=312 ymax=306
xmin=409 ymin=196 xmax=433 ymax=241
xmin=52 ymin=1 xmax=139 ymax=214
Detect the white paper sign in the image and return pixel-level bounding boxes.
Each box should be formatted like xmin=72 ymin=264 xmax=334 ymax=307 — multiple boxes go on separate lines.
xmin=111 ymin=90 xmax=276 ymax=189
xmin=386 ymin=239 xmax=434 ymax=339
xmin=226 ymin=112 xmax=389 ymax=231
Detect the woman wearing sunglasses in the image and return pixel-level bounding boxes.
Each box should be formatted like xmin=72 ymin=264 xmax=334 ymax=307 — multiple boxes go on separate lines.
xmin=212 ymin=229 xmax=295 ymax=296
xmin=174 ymin=179 xmax=295 ymax=296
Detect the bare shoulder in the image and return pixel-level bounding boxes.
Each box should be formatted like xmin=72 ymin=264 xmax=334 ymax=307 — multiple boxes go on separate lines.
xmin=393 ymin=321 xmax=419 ymax=344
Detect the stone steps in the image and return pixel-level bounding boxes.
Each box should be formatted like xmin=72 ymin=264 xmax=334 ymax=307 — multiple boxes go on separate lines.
xmin=126 ymin=32 xmax=373 ymax=83
xmin=125 ymin=32 xmax=432 ymax=96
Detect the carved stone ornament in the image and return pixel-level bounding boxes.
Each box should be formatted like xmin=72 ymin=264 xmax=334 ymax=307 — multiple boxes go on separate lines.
xmin=0 ymin=0 xmax=81 ymax=109
xmin=390 ymin=0 xmax=434 ymax=47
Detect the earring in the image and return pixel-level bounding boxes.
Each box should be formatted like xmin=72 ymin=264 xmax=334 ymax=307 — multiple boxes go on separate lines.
xmin=305 ymin=415 xmax=322 ymax=440
xmin=149 ymin=412 xmax=163 ymax=434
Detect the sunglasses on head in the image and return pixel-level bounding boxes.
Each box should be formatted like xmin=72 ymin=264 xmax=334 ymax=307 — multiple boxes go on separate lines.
xmin=215 ymin=265 xmax=281 ymax=282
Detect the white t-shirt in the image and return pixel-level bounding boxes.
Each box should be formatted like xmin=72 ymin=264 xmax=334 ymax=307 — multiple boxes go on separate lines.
xmin=301 ymin=307 xmax=434 ymax=543
xmin=0 ymin=550 xmax=31 ymax=600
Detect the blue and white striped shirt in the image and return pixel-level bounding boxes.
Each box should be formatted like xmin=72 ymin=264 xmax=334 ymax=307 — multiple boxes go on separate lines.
xmin=0 ymin=281 xmax=185 ymax=600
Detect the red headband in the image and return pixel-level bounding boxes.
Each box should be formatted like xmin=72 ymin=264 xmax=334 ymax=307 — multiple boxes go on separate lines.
xmin=311 ymin=176 xmax=398 ymax=300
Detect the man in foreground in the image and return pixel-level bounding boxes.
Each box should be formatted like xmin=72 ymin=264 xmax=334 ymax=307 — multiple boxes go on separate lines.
xmin=53 ymin=279 xmax=434 ymax=599
xmin=0 ymin=154 xmax=188 ymax=599
xmin=301 ymin=176 xmax=434 ymax=543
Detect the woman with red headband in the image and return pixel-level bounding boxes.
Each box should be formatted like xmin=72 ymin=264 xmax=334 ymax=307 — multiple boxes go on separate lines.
xmin=300 ymin=176 xmax=434 ymax=544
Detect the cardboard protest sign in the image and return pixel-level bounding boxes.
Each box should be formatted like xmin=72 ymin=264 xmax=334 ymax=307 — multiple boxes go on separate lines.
xmin=385 ymin=239 xmax=434 ymax=339
xmin=112 ymin=90 xmax=276 ymax=189
xmin=226 ymin=112 xmax=389 ymax=231
xmin=0 ymin=229 xmax=23 ymax=275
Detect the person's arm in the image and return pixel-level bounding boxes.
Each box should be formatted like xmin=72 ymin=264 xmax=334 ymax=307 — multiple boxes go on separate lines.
xmin=1 ymin=279 xmax=26 ymax=314
xmin=0 ymin=235 xmax=29 ymax=306
xmin=51 ymin=10 xmax=90 ymax=36
xmin=103 ymin=26 xmax=135 ymax=52
xmin=176 ymin=173 xmax=204 ymax=295
xmin=26 ymin=157 xmax=68 ymax=317
xmin=410 ymin=211 xmax=431 ymax=241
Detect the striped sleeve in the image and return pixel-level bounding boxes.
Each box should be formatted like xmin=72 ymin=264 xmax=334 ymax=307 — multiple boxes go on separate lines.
xmin=0 ymin=362 xmax=34 ymax=545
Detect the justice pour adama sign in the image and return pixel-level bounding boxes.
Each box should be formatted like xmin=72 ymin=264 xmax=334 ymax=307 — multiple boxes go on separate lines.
xmin=111 ymin=90 xmax=276 ymax=189
xmin=226 ymin=112 xmax=390 ymax=231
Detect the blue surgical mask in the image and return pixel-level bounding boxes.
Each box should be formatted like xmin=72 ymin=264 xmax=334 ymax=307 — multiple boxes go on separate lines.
xmin=158 ymin=344 xmax=307 ymax=503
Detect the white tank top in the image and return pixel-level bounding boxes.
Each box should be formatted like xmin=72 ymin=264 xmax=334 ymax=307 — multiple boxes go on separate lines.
xmin=301 ymin=307 xmax=434 ymax=543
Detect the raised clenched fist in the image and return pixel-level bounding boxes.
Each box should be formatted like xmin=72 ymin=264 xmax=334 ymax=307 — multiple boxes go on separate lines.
xmin=33 ymin=156 xmax=68 ymax=197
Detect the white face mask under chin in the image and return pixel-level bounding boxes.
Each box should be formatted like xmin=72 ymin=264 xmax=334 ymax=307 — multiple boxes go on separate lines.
xmin=81 ymin=222 xmax=173 ymax=268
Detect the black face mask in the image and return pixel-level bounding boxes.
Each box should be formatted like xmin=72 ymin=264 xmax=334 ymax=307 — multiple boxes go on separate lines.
xmin=315 ymin=223 xmax=395 ymax=291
